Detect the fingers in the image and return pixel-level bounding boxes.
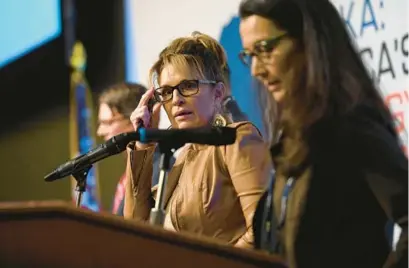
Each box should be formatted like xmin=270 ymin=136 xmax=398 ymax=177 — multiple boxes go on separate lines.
xmin=137 ymin=88 xmax=155 ymax=108
xmin=150 ymin=102 xmax=162 ymax=129
xmin=131 ymin=88 xmax=157 ymax=130
xmin=130 ymin=105 xmax=150 ymax=130
xmin=152 ymin=102 xmax=161 ymax=115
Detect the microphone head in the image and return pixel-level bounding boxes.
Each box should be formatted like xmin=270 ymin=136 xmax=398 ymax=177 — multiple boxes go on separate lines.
xmin=44 ymin=132 xmax=138 ymax=183
xmin=44 ymin=170 xmax=59 ymax=182
xmin=210 ymin=126 xmax=237 ymax=145
xmin=44 ymin=158 xmax=74 ymax=182
xmin=139 ymin=126 xmax=237 ymax=148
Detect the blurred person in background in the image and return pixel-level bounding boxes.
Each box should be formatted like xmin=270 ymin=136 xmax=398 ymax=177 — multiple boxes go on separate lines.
xmin=97 ymin=83 xmax=175 ymax=216
xmin=238 ymin=0 xmax=408 ymax=267
xmin=124 ymin=32 xmax=271 ymax=248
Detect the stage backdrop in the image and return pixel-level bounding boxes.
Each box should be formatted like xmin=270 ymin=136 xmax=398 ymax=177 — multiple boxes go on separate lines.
xmin=124 ymin=0 xmax=407 ymax=247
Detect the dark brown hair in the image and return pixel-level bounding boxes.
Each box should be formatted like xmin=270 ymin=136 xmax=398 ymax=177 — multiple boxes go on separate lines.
xmin=99 ymin=82 xmax=147 ymax=118
xmin=239 ymin=0 xmax=396 ymax=172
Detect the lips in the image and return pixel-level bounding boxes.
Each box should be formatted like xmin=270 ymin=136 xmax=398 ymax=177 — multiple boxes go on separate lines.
xmin=265 ymin=79 xmax=281 ymax=92
xmin=174 ymin=110 xmax=193 ymax=118
xmin=268 ymin=79 xmax=280 ymax=86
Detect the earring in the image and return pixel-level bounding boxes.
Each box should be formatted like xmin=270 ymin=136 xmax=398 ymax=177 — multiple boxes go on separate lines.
xmin=212 ymin=114 xmax=227 ymax=127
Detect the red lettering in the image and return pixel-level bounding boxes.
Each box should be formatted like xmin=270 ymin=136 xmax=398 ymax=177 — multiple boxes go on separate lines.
xmin=404 ymin=91 xmax=409 ymax=102
xmin=384 ymin=89 xmax=409 ymax=134
xmin=385 ymin=92 xmax=404 ymax=106
xmin=383 ymin=90 xmax=408 ymax=155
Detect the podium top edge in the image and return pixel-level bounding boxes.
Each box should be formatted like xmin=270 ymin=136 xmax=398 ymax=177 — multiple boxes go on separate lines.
xmin=0 ymin=200 xmax=286 ymax=267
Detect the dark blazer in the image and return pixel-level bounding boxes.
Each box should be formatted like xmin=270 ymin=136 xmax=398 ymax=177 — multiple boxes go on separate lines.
xmin=254 ymin=103 xmax=408 ymax=268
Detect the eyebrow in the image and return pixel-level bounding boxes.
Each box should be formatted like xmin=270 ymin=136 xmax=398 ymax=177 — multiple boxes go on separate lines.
xmin=159 ymin=79 xmax=190 ymax=88
xmin=247 ymin=34 xmax=288 ymax=49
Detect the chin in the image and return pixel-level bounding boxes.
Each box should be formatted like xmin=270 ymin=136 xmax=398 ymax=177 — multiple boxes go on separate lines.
xmin=177 ymin=121 xmax=195 ymax=129
xmin=177 ymin=118 xmax=209 ymax=129
xmin=272 ymin=90 xmax=285 ymax=104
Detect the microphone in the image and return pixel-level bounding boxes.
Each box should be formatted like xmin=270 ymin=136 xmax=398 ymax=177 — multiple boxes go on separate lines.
xmin=44 ymin=134 xmax=131 ymax=182
xmin=137 ymin=126 xmax=236 ymax=146
xmin=222 ymin=96 xmax=248 ymax=122
xmin=44 ymin=126 xmax=236 ymax=182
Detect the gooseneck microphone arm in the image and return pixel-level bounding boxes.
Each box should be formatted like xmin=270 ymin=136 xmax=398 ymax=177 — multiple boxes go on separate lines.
xmin=44 ymin=126 xmax=237 ymax=210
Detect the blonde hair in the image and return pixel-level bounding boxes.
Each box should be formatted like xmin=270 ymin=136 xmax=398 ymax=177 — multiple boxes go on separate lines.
xmin=149 ymin=32 xmax=229 ymax=88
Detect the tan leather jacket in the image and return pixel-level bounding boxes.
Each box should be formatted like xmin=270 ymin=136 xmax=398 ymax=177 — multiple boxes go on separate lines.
xmin=124 ymin=122 xmax=271 ymax=248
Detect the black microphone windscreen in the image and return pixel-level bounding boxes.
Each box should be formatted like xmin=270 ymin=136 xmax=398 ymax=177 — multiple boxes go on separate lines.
xmin=139 ymin=126 xmax=236 ymax=146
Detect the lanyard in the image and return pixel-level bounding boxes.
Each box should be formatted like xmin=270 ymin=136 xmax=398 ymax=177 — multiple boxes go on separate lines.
xmin=260 ymin=169 xmax=278 ymax=252
xmin=261 ymin=171 xmax=296 ymax=251
xmin=277 ymin=177 xmax=295 ymax=229
xmin=267 ymin=174 xmax=296 ymax=230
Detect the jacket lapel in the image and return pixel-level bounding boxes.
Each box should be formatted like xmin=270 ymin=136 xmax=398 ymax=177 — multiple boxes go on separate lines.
xmin=163 ymin=163 xmax=183 ymax=208
xmin=162 ymin=146 xmax=190 ymax=208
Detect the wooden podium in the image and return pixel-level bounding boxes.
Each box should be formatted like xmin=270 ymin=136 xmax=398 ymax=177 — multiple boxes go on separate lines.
xmin=0 ymin=201 xmax=286 ymax=268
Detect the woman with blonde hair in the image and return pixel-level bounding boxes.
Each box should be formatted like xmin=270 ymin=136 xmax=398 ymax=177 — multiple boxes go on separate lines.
xmin=124 ymin=32 xmax=271 ymax=248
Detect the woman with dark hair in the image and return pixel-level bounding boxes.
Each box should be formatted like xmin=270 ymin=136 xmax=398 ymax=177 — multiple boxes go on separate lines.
xmin=238 ymin=0 xmax=407 ymax=267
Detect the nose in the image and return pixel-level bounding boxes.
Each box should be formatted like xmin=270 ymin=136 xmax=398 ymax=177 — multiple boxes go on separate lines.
xmin=251 ymin=57 xmax=265 ymax=78
xmin=96 ymin=124 xmax=106 ymax=138
xmin=172 ymin=89 xmax=185 ymax=106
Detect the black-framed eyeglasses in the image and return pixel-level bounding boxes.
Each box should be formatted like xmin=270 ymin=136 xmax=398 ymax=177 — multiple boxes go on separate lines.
xmin=238 ymin=34 xmax=288 ymax=67
xmin=154 ymin=79 xmax=217 ymax=103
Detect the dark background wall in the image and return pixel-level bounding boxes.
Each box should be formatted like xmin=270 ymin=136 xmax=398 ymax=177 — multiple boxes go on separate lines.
xmin=0 ymin=0 xmax=126 ymax=211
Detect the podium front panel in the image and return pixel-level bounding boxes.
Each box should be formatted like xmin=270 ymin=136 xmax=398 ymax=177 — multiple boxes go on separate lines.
xmin=0 ymin=201 xmax=286 ymax=268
